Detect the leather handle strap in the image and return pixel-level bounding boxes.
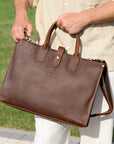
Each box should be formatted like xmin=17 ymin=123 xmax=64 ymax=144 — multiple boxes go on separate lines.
xmin=39 ymin=21 xmax=80 ymax=71
xmin=90 ymin=63 xmax=113 ymax=117
xmin=43 ymin=21 xmax=80 ymax=56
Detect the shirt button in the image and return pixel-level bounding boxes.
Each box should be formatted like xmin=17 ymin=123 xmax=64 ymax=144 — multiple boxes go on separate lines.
xmin=64 ymin=2 xmax=68 ymax=6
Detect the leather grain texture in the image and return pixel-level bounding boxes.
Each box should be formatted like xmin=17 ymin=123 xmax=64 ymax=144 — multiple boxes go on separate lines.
xmin=0 ymin=22 xmax=113 ymax=127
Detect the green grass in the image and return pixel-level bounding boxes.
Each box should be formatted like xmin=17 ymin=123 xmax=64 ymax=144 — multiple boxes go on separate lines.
xmin=0 ymin=103 xmax=35 ymax=131
xmin=0 ymin=0 xmax=80 ymax=136
xmin=0 ymin=0 xmax=37 ymax=131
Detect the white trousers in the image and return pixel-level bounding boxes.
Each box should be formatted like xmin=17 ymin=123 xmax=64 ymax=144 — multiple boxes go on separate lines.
xmin=34 ymin=72 xmax=114 ymax=144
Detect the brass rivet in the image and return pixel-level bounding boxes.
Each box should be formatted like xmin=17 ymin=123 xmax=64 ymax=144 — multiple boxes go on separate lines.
xmin=56 ymin=56 xmax=60 ymax=59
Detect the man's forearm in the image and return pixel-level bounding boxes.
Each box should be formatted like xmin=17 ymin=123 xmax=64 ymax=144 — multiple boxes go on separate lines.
xmin=14 ymin=0 xmax=29 ymax=20
xmin=84 ymin=1 xmax=114 ymax=25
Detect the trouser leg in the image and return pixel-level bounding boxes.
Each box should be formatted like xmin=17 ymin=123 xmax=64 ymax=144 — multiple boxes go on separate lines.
xmin=79 ymin=72 xmax=114 ymax=144
xmin=34 ymin=115 xmax=71 ymax=144
xmin=79 ymin=114 xmax=113 ymax=144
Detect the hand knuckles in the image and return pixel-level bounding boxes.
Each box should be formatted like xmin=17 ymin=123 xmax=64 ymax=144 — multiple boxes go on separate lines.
xmin=20 ymin=36 xmax=24 ymax=39
xmin=57 ymin=16 xmax=62 ymax=21
xmin=11 ymin=27 xmax=16 ymax=33
xmin=69 ymin=31 xmax=73 ymax=35
xmin=57 ymin=19 xmax=61 ymax=24
xmin=67 ymin=30 xmax=71 ymax=34
xmin=60 ymin=18 xmax=64 ymax=23
xmin=19 ymin=33 xmax=24 ymax=38
xmin=62 ymin=23 xmax=66 ymax=28
xmin=17 ymin=26 xmax=23 ymax=31
xmin=57 ymin=21 xmax=60 ymax=25
xmin=12 ymin=27 xmax=20 ymax=33
xmin=28 ymin=23 xmax=33 ymax=28
xmin=18 ymin=35 xmax=24 ymax=39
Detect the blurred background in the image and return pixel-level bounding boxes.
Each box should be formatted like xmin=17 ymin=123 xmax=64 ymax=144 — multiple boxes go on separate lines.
xmin=0 ymin=0 xmax=80 ymax=137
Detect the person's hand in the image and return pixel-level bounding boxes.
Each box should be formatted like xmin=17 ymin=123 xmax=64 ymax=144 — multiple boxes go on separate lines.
xmin=56 ymin=12 xmax=89 ymax=35
xmin=11 ymin=17 xmax=33 ymax=42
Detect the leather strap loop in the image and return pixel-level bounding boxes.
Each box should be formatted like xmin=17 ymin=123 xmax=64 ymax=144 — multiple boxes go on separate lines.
xmin=68 ymin=35 xmax=80 ymax=71
xmin=36 ymin=46 xmax=48 ymax=63
xmin=67 ymin=55 xmax=80 ymax=72
xmin=52 ymin=46 xmax=65 ymax=67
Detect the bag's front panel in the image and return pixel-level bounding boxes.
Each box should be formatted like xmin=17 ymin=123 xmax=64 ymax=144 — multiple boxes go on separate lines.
xmin=0 ymin=40 xmax=103 ymax=127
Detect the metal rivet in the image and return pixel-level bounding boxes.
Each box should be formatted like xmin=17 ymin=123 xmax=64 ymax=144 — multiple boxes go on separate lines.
xmin=56 ymin=56 xmax=60 ymax=59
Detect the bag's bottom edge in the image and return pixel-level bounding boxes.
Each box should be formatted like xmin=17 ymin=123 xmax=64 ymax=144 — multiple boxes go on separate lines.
xmin=0 ymin=99 xmax=88 ymax=128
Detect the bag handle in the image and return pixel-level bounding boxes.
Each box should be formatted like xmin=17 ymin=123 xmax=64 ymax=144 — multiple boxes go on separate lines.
xmin=90 ymin=63 xmax=113 ymax=117
xmin=37 ymin=21 xmax=80 ymax=71
xmin=43 ymin=21 xmax=80 ymax=57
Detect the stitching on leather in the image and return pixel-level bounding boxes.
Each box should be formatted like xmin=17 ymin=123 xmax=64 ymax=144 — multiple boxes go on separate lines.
xmin=0 ymin=100 xmax=88 ymax=127
xmin=89 ymin=67 xmax=104 ymax=117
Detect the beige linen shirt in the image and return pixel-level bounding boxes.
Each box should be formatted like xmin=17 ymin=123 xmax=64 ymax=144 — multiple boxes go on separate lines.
xmin=29 ymin=0 xmax=114 ymax=71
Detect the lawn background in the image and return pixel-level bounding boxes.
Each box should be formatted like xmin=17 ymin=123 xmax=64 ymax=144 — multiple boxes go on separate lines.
xmin=0 ymin=0 xmax=80 ymax=137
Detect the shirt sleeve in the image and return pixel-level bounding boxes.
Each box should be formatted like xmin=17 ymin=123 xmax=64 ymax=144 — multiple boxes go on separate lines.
xmin=28 ymin=0 xmax=39 ymax=9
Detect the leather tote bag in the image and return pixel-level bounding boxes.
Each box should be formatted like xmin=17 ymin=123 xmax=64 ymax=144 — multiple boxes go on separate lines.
xmin=0 ymin=22 xmax=113 ymax=127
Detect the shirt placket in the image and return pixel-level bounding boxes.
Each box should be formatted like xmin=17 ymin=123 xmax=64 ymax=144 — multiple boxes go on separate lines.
xmin=64 ymin=0 xmax=69 ymax=12
xmin=63 ymin=0 xmax=70 ymax=52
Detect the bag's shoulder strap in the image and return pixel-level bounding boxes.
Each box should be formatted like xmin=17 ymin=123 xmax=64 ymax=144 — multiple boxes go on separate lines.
xmin=90 ymin=62 xmax=113 ymax=117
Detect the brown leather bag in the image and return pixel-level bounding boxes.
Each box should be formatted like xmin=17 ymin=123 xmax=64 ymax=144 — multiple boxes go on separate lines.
xmin=0 ymin=22 xmax=113 ymax=127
